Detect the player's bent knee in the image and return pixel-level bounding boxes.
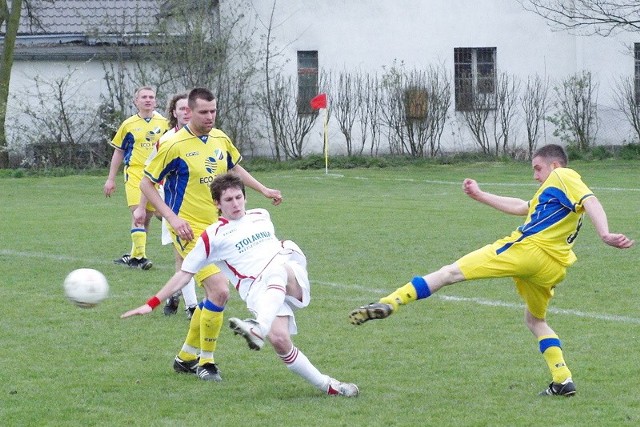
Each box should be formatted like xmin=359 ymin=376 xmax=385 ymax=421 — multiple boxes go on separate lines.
xmin=268 ymin=330 xmax=292 ymax=353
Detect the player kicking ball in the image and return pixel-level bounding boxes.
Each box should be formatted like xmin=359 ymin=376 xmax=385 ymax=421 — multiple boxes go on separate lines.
xmin=122 ymin=173 xmax=358 ymax=397
xmin=349 ymin=144 xmax=633 ymax=397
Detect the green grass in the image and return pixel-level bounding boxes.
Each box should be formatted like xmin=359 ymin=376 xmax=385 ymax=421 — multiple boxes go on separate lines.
xmin=1 ymin=160 xmax=639 ymax=426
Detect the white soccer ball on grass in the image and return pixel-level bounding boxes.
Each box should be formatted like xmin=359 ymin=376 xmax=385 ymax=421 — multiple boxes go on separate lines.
xmin=63 ymin=268 xmax=109 ymax=308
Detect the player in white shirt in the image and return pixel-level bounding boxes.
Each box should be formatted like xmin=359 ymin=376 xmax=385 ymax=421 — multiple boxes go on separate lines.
xmin=122 ymin=173 xmax=359 ymax=397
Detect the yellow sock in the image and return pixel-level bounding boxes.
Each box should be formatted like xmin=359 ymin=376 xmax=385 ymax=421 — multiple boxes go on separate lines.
xmin=178 ymin=306 xmax=202 ymax=361
xmin=380 ymin=282 xmax=418 ymax=311
xmin=199 ymin=303 xmax=224 ymax=365
xmin=130 ymin=228 xmax=147 ymax=259
xmin=539 ymin=335 xmax=572 ymax=383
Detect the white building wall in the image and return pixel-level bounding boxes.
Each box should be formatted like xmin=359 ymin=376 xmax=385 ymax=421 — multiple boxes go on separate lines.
xmin=249 ymin=0 xmax=639 ymax=154
xmin=6 ymin=0 xmax=639 ymax=157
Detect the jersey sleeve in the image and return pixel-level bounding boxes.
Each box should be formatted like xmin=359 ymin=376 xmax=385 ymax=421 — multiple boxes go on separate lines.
xmin=225 ymin=137 xmax=242 ymax=169
xmin=110 ymin=121 xmax=129 ymax=150
xmin=554 ymin=168 xmax=594 ymax=212
xmin=145 ymin=140 xmax=178 ymax=184
xmin=182 ymin=233 xmax=211 ymax=274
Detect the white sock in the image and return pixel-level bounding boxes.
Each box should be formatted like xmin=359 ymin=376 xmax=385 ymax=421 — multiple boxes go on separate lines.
xmin=279 ymin=346 xmax=330 ymax=391
xmin=255 ymin=284 xmax=286 ymax=336
xmin=181 ymin=278 xmax=198 ymax=307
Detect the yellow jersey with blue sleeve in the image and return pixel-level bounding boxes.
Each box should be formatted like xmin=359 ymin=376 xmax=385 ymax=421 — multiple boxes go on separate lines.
xmin=110 ymin=112 xmax=169 ymax=182
xmin=144 ymin=126 xmax=242 ymax=230
xmin=497 ymin=167 xmax=594 ymax=266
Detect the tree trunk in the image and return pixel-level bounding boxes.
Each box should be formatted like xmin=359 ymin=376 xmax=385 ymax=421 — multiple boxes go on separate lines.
xmin=0 ymin=0 xmax=23 ymax=168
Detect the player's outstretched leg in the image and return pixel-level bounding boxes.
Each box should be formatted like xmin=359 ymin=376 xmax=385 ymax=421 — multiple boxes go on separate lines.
xmin=229 ymin=317 xmax=265 ymax=350
xmin=349 ymin=277 xmax=433 ymax=325
xmin=348 ymin=303 xmax=394 ymax=325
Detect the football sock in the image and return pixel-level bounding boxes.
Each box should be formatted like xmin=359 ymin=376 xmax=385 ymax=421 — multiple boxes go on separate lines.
xmin=255 ymin=283 xmax=287 ymax=336
xmin=279 ymin=345 xmax=329 ymax=391
xmin=380 ymin=276 xmax=431 ymax=311
xmin=539 ymin=335 xmax=572 ymax=383
xmin=130 ymin=228 xmax=147 ymax=259
xmin=179 ymin=303 xmax=202 ymax=360
xmin=181 ymin=278 xmax=198 ymax=307
xmin=199 ymin=299 xmax=224 ymax=365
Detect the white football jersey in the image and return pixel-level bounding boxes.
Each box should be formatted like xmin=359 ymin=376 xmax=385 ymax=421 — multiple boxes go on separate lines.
xmin=182 ymin=208 xmax=295 ymax=299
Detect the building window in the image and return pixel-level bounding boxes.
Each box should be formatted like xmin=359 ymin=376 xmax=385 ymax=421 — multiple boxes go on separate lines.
xmin=635 ymin=43 xmax=640 ymax=103
xmin=297 ymin=50 xmax=319 ymax=114
xmin=454 ymin=47 xmax=497 ymax=111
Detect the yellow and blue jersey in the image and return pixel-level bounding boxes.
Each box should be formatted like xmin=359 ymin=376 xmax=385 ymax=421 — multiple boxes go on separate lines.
xmin=110 ymin=112 xmax=169 ymax=182
xmin=144 ymin=126 xmax=242 ymax=229
xmin=497 ymin=167 xmax=594 ymax=266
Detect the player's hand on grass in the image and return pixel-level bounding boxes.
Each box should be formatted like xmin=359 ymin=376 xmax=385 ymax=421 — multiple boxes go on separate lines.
xmin=121 ymin=304 xmax=153 ymax=318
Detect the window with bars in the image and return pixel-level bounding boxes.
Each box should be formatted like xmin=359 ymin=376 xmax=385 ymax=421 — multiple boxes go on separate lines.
xmin=454 ymin=47 xmax=497 ymax=111
xmin=297 ymin=50 xmax=319 ymax=114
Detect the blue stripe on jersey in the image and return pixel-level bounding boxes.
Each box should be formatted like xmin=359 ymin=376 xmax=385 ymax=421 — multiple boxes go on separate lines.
xmin=121 ymin=132 xmax=135 ymax=166
xmin=496 ymin=186 xmax=575 ymax=255
xmin=161 ymin=158 xmax=190 ymax=215
xmin=227 ymin=152 xmax=236 ymax=170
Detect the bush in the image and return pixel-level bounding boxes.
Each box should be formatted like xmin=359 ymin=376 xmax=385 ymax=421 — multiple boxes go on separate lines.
xmin=619 ymin=143 xmax=640 ymax=160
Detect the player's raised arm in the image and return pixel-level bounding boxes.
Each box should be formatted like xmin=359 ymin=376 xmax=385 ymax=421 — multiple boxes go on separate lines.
xmin=231 ymin=164 xmax=283 ymax=206
xmin=463 ymin=178 xmax=528 ymax=216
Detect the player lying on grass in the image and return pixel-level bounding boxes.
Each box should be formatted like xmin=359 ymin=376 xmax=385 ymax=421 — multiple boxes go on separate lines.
xmin=122 ymin=173 xmax=358 ymax=397
xmin=350 ymin=144 xmax=633 ymax=397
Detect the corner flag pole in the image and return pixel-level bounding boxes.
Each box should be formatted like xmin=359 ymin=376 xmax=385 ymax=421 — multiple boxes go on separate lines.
xmin=323 ymin=108 xmax=329 ymax=175
xmin=309 ymin=92 xmax=328 ymax=174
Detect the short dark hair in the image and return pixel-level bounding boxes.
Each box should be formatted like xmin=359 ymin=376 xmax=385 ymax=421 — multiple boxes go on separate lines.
xmin=188 ymin=87 xmax=215 ymax=109
xmin=165 ymin=92 xmax=188 ymax=129
xmin=210 ymin=173 xmax=245 ymax=203
xmin=532 ymin=144 xmax=568 ymax=167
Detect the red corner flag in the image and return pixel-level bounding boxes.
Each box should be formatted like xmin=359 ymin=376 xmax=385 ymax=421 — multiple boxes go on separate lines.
xmin=310 ymin=93 xmax=327 ymax=110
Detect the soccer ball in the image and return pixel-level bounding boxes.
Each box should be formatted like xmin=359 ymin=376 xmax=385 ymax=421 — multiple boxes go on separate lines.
xmin=63 ymin=268 xmax=109 ymax=308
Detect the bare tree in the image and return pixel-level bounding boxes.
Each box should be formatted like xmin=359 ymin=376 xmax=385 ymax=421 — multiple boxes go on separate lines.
xmin=548 ymin=71 xmax=599 ymax=151
xmin=380 ymin=63 xmax=451 ymax=157
xmin=521 ymin=75 xmax=550 ymax=158
xmin=0 ymin=0 xmax=23 ymax=167
xmin=13 ymin=67 xmax=103 ymax=167
xmin=613 ymin=76 xmax=640 ymax=142
xmin=262 ymin=74 xmax=316 ymax=159
xmin=330 ymin=70 xmax=383 ymax=156
xmin=492 ymin=73 xmax=521 ymax=156
xmin=459 ymin=93 xmax=492 ymax=155
xmin=520 ymin=0 xmax=640 ymax=35
xmin=358 ymin=73 xmax=383 ymax=156
xmin=97 ymin=0 xmax=263 ymax=154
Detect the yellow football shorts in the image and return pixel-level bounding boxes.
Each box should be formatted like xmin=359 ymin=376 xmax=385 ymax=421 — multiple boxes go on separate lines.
xmin=172 ymin=225 xmax=220 ymax=284
xmin=124 ymin=167 xmax=155 ymax=211
xmin=456 ymin=239 xmax=567 ymax=319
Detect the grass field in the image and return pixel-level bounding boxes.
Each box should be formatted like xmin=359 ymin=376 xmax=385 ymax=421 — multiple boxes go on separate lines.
xmin=1 ymin=160 xmax=639 ymax=426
